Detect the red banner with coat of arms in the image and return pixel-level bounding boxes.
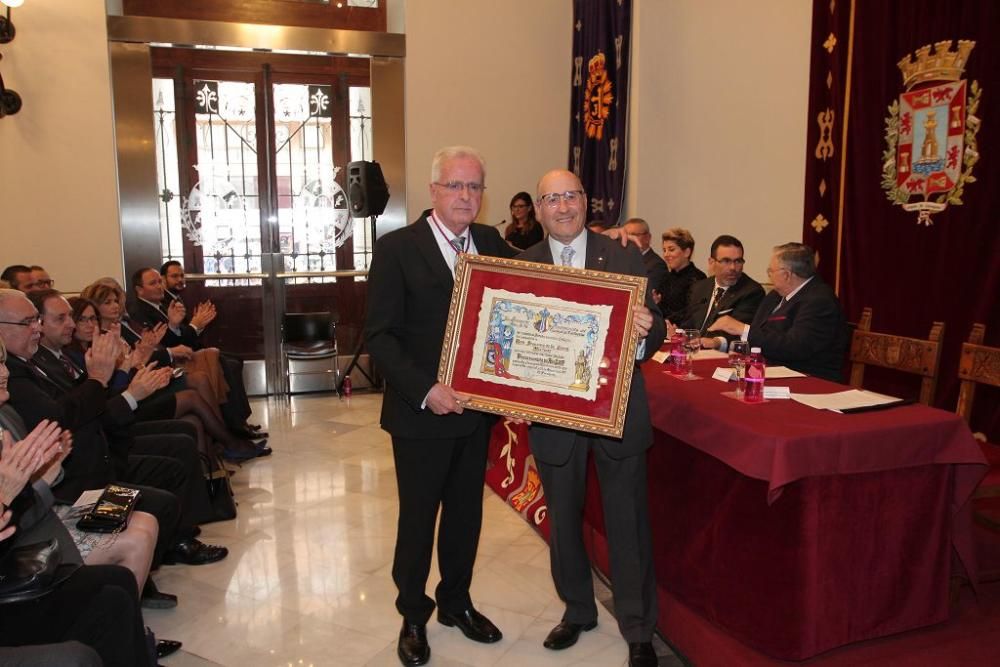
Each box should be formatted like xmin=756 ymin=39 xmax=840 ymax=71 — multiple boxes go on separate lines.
xmin=801 ymin=0 xmax=999 ymax=440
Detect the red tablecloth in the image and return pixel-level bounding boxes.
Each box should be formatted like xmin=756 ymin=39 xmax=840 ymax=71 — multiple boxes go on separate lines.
xmin=485 ymin=358 xmax=988 ymax=660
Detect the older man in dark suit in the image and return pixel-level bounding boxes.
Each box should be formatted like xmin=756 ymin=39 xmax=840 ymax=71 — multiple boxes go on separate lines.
xmin=622 ymin=217 xmax=668 ymax=306
xmin=680 ymin=234 xmax=764 ymax=350
xmin=364 ymin=146 xmax=517 ymax=666
xmin=519 ymin=170 xmax=664 ymax=667
xmin=712 ymin=242 xmax=847 ymax=381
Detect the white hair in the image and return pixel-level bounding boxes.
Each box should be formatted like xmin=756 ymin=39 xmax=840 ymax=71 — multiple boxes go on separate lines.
xmin=430 ymin=145 xmax=487 ymax=183
xmin=0 ymin=288 xmax=31 ymax=318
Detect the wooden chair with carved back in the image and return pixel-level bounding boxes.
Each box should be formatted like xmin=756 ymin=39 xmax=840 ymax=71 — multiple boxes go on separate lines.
xmin=956 ymin=324 xmax=1000 ymax=531
xmin=848 ymin=307 xmax=945 ymax=405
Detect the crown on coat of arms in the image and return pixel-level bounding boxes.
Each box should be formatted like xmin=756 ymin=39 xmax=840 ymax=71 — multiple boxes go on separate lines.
xmin=897 ymin=40 xmax=975 ymax=90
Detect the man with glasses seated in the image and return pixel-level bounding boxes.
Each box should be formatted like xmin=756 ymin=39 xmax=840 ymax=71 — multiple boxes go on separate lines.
xmin=677 ymin=235 xmax=764 ymax=350
xmin=711 ymin=242 xmax=847 ymax=381
xmin=1 ymin=264 xmax=45 ymax=294
xmin=622 ymin=218 xmax=669 ymax=307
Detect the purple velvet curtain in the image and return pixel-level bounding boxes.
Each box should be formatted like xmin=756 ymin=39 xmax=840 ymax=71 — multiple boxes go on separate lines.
xmin=802 ymin=0 xmax=1000 ymax=438
xmin=568 ymin=0 xmax=631 ymax=227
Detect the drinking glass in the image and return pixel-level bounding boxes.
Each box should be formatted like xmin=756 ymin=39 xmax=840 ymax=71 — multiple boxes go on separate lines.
xmin=682 ymin=329 xmax=702 ymax=380
xmin=729 ymin=340 xmax=750 ymax=396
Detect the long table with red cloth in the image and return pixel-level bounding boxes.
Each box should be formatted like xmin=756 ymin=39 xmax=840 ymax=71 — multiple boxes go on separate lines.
xmin=484 ymin=358 xmax=987 ymax=660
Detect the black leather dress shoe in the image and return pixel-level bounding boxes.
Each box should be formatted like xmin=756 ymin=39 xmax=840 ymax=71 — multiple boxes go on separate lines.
xmin=628 ymin=641 xmax=657 ymax=667
xmin=156 ymin=639 xmax=183 ymax=659
xmin=397 ymin=620 xmax=430 ymax=666
xmin=437 ymin=607 xmax=502 ymax=643
xmin=142 ymin=580 xmax=178 ymax=609
xmin=543 ymin=620 xmax=597 ymax=650
xmin=163 ymin=539 xmax=229 ymax=565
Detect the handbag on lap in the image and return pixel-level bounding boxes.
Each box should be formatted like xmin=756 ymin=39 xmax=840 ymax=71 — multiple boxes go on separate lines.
xmin=75 ymin=484 xmax=140 ymax=533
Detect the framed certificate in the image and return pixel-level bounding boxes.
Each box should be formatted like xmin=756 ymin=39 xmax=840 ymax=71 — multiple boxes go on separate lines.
xmin=438 ymin=254 xmax=647 ymax=438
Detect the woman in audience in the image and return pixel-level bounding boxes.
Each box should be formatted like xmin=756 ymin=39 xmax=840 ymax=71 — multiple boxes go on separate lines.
xmin=0 ymin=338 xmax=160 ymax=592
xmin=504 ymin=191 xmax=544 ymax=250
xmin=81 ymin=281 xmax=231 ymax=413
xmin=0 ymin=381 xmax=160 ymax=665
xmin=67 ymin=296 xmax=265 ymax=461
xmin=660 ymin=227 xmax=707 ymax=324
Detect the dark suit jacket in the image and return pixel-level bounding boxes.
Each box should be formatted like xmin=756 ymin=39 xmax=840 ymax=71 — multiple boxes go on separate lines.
xmin=4 ymin=355 xmax=125 ymax=500
xmin=682 ymin=273 xmax=765 ymax=341
xmin=519 ymin=231 xmax=666 ymax=465
xmin=641 ymin=249 xmax=669 ymax=302
xmin=747 ymin=276 xmax=847 ymax=382
xmin=364 ymin=216 xmax=518 ymax=439
xmin=128 ymin=298 xmax=200 ymax=349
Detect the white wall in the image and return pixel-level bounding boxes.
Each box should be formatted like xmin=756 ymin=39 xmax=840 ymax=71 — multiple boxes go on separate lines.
xmin=0 ymin=0 xmax=123 ymax=291
xmin=627 ymin=0 xmax=812 ymax=281
xmin=0 ymin=0 xmax=812 ymax=291
xmin=402 ymin=0 xmax=573 ymax=227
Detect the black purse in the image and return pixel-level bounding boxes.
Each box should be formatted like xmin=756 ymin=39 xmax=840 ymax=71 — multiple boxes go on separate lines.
xmin=202 ymin=452 xmax=237 ymax=524
xmin=76 ymin=484 xmax=140 ymax=533
xmin=0 ymin=538 xmax=67 ymax=604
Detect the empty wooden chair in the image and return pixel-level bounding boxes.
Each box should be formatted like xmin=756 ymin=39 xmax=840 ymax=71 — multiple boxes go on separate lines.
xmin=848 ymin=307 xmax=944 ymax=405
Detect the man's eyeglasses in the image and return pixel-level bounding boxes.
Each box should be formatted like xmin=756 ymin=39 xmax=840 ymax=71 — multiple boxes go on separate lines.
xmin=0 ymin=316 xmax=43 ymax=327
xmin=713 ymin=258 xmax=746 ymax=267
xmin=35 ymin=279 xmax=54 ymax=288
xmin=434 ymin=181 xmax=485 ymax=195
xmin=537 ymin=190 xmax=584 ymax=208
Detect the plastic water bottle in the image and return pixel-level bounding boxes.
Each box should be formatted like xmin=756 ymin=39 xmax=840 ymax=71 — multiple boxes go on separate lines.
xmin=668 ymin=331 xmax=687 ymax=375
xmin=744 ymin=347 xmax=766 ymax=403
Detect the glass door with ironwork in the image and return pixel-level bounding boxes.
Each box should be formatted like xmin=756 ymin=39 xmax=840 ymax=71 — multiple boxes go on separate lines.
xmin=151 ymin=50 xmax=373 ymax=395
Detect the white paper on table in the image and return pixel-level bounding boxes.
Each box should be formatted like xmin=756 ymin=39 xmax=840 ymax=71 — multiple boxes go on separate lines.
xmin=765 ymin=366 xmax=807 ymax=379
xmin=693 ymin=349 xmax=729 ymax=360
xmin=790 ymin=389 xmax=901 ymax=413
xmin=652 ymin=350 xmax=670 ymax=364
xmin=73 ymin=489 xmax=104 ymax=508
xmin=763 ymin=386 xmax=791 ymax=399
xmin=712 ymin=367 xmax=735 ymax=382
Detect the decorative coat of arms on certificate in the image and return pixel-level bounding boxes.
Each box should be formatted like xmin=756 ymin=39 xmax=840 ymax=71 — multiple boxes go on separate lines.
xmin=438 ymin=255 xmax=646 ymax=438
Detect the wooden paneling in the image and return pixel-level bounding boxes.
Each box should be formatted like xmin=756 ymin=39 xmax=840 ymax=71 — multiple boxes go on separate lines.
xmin=124 ymin=0 xmax=387 ymax=32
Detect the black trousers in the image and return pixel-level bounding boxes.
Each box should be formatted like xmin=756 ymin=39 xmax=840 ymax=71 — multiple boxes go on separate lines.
xmin=132 ymin=432 xmax=213 ymax=527
xmin=219 ymin=353 xmax=251 ymax=429
xmin=390 ymin=419 xmax=489 ymax=624
xmin=534 ymin=440 xmax=658 ymax=643
xmin=0 ymin=564 xmax=152 ymax=667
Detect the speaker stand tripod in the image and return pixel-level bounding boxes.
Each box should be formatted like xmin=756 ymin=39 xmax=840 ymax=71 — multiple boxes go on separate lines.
xmin=337 ymin=213 xmax=379 ymax=394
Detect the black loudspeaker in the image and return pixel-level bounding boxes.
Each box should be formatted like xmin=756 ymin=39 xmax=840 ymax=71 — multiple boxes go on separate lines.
xmin=347 ymin=160 xmax=390 ymax=218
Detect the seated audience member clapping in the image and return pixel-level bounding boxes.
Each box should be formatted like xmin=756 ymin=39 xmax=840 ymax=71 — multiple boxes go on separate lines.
xmin=0 ymin=400 xmax=175 ymax=666
xmin=64 ymin=295 xmax=267 ymax=462
xmin=0 ymin=288 xmax=229 ymax=568
xmin=711 ymin=242 xmax=848 ymax=381
xmin=676 ymin=235 xmax=764 ymax=350
xmin=160 ymin=261 xmax=262 ymax=439
xmin=659 ymin=228 xmax=707 ymax=324
xmin=131 ymin=268 xmax=265 ymax=442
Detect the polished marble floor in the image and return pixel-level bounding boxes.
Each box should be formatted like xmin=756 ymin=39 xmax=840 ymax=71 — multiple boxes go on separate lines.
xmin=148 ymin=393 xmax=680 ymax=667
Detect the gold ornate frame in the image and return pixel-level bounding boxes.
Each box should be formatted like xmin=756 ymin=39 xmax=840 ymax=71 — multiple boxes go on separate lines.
xmin=438 ymin=255 xmax=646 ymax=438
